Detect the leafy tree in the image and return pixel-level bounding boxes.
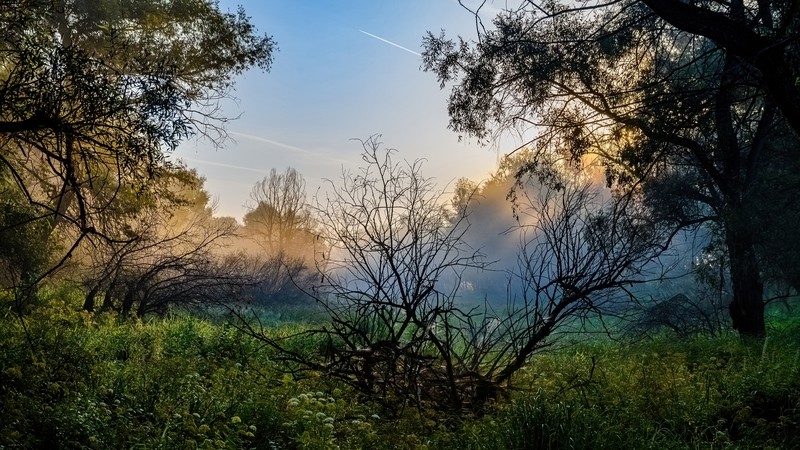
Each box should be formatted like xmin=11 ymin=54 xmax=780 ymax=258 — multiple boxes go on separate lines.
xmin=422 ymin=0 xmax=800 ymax=336
xmin=638 ymin=0 xmax=800 ymax=135
xmin=0 ymin=166 xmax=55 ymax=311
xmin=0 ymin=0 xmax=275 ymax=293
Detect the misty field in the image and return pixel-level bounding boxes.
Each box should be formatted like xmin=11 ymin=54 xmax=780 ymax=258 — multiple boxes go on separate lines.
xmin=1 ymin=292 xmax=798 ymax=449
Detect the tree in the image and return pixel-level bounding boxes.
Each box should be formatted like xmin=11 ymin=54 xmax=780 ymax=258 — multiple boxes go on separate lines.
xmin=0 ymin=166 xmax=55 ymax=312
xmin=80 ymin=167 xmax=255 ymax=317
xmin=242 ymin=167 xmax=318 ymax=305
xmin=238 ymin=138 xmax=665 ymax=412
xmin=0 ymin=0 xmax=275 ymax=295
xmin=487 ymin=175 xmax=667 ymax=384
xmin=637 ymin=0 xmax=800 ymax=135
xmin=244 ymin=168 xmax=313 ymax=256
xmin=422 ymin=0 xmax=799 ymax=336
xmin=237 ymin=137 xmax=486 ymax=411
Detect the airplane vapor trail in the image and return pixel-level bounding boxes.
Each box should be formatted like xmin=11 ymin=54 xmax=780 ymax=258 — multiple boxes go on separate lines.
xmin=358 ymin=30 xmax=421 ymax=56
xmin=179 ymin=157 xmax=270 ymax=175
xmin=230 ymin=131 xmax=315 ymax=155
xmin=230 ymin=131 xmax=352 ymax=164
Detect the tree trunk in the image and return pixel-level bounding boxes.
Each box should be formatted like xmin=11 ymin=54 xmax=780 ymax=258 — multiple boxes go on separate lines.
xmin=726 ymin=226 xmax=765 ymax=337
xmin=121 ymin=282 xmax=137 ymax=317
xmin=83 ymin=285 xmax=99 ymax=312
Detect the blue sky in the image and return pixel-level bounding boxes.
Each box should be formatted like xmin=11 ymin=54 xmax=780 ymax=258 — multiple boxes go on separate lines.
xmin=173 ymin=1 xmax=506 ymax=219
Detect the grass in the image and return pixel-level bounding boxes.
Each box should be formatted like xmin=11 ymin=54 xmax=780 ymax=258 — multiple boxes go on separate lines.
xmin=0 ymin=296 xmax=798 ymax=449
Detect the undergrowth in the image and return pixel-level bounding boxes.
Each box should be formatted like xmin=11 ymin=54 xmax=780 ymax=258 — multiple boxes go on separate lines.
xmin=1 ymin=295 xmax=798 ymax=449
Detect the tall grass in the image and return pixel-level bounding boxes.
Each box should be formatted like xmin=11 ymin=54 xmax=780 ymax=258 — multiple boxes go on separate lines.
xmin=1 ymin=297 xmax=798 ymax=449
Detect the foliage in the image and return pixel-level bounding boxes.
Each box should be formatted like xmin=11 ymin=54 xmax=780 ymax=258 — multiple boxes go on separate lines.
xmin=432 ymin=324 xmax=800 ymax=449
xmin=0 ymin=0 xmax=275 ymax=292
xmin=421 ymin=0 xmax=800 ymax=336
xmin=1 ymin=295 xmax=799 ymax=449
xmin=0 ymin=168 xmax=55 ymax=308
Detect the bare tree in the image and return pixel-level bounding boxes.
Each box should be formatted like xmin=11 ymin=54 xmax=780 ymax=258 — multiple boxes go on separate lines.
xmin=242 ymin=167 xmax=319 ymax=305
xmin=480 ymin=180 xmax=668 ymax=384
xmin=237 ymin=137 xmax=484 ymax=409
xmin=244 ymin=168 xmax=312 ymax=255
xmin=82 ymin=206 xmax=255 ymax=317
xmin=239 ymin=138 xmax=666 ymax=413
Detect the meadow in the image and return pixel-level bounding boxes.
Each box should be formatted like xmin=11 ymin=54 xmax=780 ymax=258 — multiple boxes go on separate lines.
xmin=1 ymin=291 xmax=798 ymax=449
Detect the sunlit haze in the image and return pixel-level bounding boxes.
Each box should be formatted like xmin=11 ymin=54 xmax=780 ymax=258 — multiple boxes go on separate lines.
xmin=172 ymin=0 xmax=508 ymax=220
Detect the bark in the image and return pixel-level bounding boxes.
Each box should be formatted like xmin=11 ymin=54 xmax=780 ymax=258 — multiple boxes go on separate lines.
xmin=83 ymin=285 xmax=99 ymax=312
xmin=121 ymin=282 xmax=137 ymax=317
xmin=726 ymin=224 xmax=766 ymax=337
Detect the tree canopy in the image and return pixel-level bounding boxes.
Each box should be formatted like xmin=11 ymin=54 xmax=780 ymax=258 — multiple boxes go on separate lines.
xmin=422 ymin=0 xmax=800 ymax=336
xmin=0 ymin=0 xmax=275 ymax=292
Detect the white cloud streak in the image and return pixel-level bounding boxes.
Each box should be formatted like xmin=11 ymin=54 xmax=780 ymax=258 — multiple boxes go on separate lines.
xmin=358 ymin=30 xmax=421 ymax=56
xmin=180 ymin=157 xmax=271 ymax=175
xmin=230 ymin=131 xmax=315 ymax=155
xmin=230 ymin=131 xmax=352 ymax=164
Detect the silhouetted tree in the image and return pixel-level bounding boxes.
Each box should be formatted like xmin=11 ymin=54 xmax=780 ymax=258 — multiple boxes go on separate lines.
xmin=242 ymin=167 xmax=318 ymax=305
xmin=422 ymin=0 xmax=800 ymax=336
xmin=238 ymin=138 xmax=665 ymax=413
xmin=82 ymin=197 xmax=254 ymax=317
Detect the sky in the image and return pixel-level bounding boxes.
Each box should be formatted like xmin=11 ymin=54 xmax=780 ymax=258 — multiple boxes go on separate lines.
xmin=171 ymin=0 xmax=509 ymax=220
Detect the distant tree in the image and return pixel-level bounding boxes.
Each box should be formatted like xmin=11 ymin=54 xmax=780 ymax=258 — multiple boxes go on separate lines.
xmin=450 ymin=177 xmax=479 ymax=220
xmin=244 ymin=168 xmax=313 ymax=256
xmin=0 ymin=0 xmax=275 ymax=297
xmin=242 ymin=167 xmax=318 ymax=305
xmin=422 ymin=0 xmax=800 ymax=336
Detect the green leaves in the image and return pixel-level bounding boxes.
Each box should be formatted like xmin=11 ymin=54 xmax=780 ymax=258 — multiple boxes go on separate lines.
xmin=0 ymin=0 xmax=275 ymax=291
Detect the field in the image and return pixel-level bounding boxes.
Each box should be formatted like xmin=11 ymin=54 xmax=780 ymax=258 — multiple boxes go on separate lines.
xmin=1 ymin=294 xmax=799 ymax=449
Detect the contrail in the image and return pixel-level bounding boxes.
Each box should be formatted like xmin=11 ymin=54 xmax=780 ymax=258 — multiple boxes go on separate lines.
xmin=179 ymin=157 xmax=271 ymax=175
xmin=230 ymin=131 xmax=353 ymax=164
xmin=359 ymin=30 xmax=421 ymax=56
xmin=230 ymin=131 xmax=315 ymax=155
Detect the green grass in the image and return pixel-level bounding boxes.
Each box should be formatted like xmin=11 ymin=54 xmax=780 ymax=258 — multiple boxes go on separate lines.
xmin=1 ymin=297 xmax=799 ymax=449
